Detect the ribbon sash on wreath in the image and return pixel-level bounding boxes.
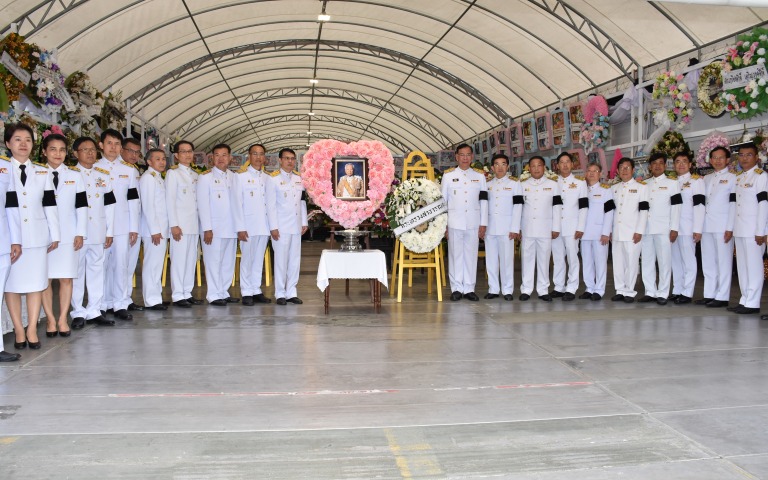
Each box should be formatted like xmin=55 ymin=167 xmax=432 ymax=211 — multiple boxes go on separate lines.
xmin=392 ymin=199 xmax=447 ymax=236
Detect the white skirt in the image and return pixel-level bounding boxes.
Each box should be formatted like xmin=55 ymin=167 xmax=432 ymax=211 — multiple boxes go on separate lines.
xmin=47 ymin=242 xmax=79 ymax=278
xmin=6 ymin=246 xmax=48 ymax=293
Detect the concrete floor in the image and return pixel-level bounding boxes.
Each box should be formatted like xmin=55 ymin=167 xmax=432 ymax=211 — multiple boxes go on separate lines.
xmin=1 ymin=241 xmax=767 ymax=479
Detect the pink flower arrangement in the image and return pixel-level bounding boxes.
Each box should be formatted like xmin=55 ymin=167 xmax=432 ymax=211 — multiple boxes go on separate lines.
xmin=301 ymin=139 xmax=395 ymax=229
xmin=696 ymin=131 xmax=731 ymax=168
xmin=652 ymin=70 xmax=693 ymax=130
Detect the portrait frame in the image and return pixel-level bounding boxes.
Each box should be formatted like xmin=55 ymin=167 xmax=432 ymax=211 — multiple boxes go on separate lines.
xmin=569 ymin=101 xmax=585 ymax=145
xmin=509 ymin=124 xmax=523 ymax=157
xmin=535 ymin=112 xmax=552 ymax=151
xmin=333 ymin=156 xmax=369 ymax=201
xmin=522 ymin=118 xmax=538 ymax=153
xmin=567 ymin=147 xmax=587 ymax=178
xmin=551 ymin=108 xmax=571 ymax=148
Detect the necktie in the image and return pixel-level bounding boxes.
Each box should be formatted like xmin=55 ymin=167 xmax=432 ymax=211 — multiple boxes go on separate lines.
xmin=19 ymin=164 xmax=26 ymax=186
xmin=53 ymin=171 xmax=59 ymax=189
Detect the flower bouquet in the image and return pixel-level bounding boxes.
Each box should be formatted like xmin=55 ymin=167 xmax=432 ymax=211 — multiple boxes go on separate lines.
xmin=721 ymin=26 xmax=768 ymax=119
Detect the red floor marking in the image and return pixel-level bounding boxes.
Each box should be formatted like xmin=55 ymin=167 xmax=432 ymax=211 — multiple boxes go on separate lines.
xmin=108 ymin=381 xmax=593 ymax=398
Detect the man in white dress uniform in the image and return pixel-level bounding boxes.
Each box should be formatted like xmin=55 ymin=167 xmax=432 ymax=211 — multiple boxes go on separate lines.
xmin=0 ymin=155 xmax=21 ymax=361
xmin=268 ymin=148 xmax=308 ymax=305
xmin=121 ymin=137 xmax=145 ymax=312
xmin=139 ymin=149 xmax=169 ymax=310
xmin=233 ymin=144 xmax=276 ymax=305
xmin=165 ymin=140 xmax=202 ymax=308
xmin=580 ymin=162 xmax=614 ymax=301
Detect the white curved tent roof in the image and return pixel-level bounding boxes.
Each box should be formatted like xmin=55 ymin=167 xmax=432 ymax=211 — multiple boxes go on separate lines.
xmin=2 ymin=1 xmax=767 ymax=153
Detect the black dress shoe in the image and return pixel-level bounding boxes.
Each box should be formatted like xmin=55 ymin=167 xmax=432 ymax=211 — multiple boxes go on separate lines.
xmin=484 ymin=293 xmax=499 ymax=299
xmin=706 ymin=300 xmax=728 ymax=308
xmin=241 ymin=296 xmax=255 ymax=306
xmin=106 ymin=308 xmax=114 ymax=315
xmin=726 ymin=304 xmax=743 ymax=312
xmin=225 ymin=297 xmax=240 ymax=304
xmin=14 ymin=340 xmax=26 ymax=350
xmin=86 ymin=316 xmax=115 ymax=326
xmin=173 ymin=299 xmax=192 ymax=308
xmin=656 ymin=297 xmax=668 ymax=305
xmin=550 ymin=290 xmax=565 ymax=298
xmin=610 ymin=294 xmax=625 ymax=302
xmin=210 ymin=299 xmax=227 ymax=306
xmin=146 ymin=304 xmax=168 ymax=311
xmin=539 ymin=294 xmax=552 ymax=302
xmin=114 ymin=309 xmax=133 ymax=320
xmin=464 ymin=292 xmax=479 ymax=301
xmin=668 ymin=294 xmax=680 ymax=302
xmin=735 ymin=306 xmax=760 ymax=314
xmin=674 ymin=295 xmax=691 ymax=304
xmin=637 ymin=295 xmax=656 ymax=303
xmin=276 ymin=298 xmax=287 ymax=305
xmin=591 ymin=293 xmax=602 ymax=301
xmin=623 ymin=296 xmax=635 ymax=303
xmin=128 ymin=303 xmax=145 ymax=311
xmin=519 ymin=293 xmax=531 ymax=301
xmin=0 ymin=351 xmax=21 ymax=362
xmin=579 ymin=292 xmax=592 ymax=300
xmin=46 ymin=331 xmax=58 ymax=338
xmin=253 ymin=294 xmax=272 ymax=304
xmin=450 ymin=291 xmax=462 ymax=301
xmin=563 ymin=292 xmax=576 ymax=301
xmin=287 ymin=297 xmax=303 ymax=304
xmin=186 ymin=297 xmax=204 ymax=305
xmin=694 ymin=298 xmax=713 ymax=305
xmin=71 ymin=317 xmax=86 ymax=330
xmin=503 ymin=294 xmax=514 ymax=301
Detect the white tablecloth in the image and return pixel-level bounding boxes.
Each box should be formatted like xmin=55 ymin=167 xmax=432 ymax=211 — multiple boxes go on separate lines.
xmin=316 ymin=250 xmax=389 ymax=291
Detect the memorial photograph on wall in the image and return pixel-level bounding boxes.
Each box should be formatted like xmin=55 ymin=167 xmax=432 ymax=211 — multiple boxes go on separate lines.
xmin=509 ymin=124 xmax=523 ymax=157
xmin=334 ymin=156 xmax=368 ymax=200
xmin=569 ymin=102 xmax=585 ymax=145
xmin=551 ymin=108 xmax=570 ymax=148
xmin=523 ymin=118 xmax=537 ymax=153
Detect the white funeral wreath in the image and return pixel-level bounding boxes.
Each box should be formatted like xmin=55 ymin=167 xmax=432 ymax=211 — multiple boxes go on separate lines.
xmin=386 ymin=177 xmax=447 ymax=253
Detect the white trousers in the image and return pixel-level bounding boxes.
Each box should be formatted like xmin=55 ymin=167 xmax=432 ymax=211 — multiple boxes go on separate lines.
xmin=552 ymin=234 xmax=580 ymax=293
xmin=485 ymin=234 xmax=515 ymax=295
xmin=202 ymin=237 xmax=236 ymax=302
xmin=735 ymin=236 xmax=764 ymax=309
xmin=141 ymin=238 xmax=167 ymax=307
xmin=72 ymin=244 xmax=106 ymax=320
xmin=581 ymin=240 xmax=609 ymax=296
xmin=126 ymin=238 xmax=141 ymax=302
xmin=103 ymin=234 xmax=131 ymax=311
xmin=613 ymin=240 xmax=642 ymax=297
xmin=170 ymin=234 xmax=199 ymax=302
xmin=240 ymin=235 xmax=269 ymax=296
xmin=520 ymin=236 xmax=552 ymax=296
xmin=0 ymin=254 xmax=10 ymax=352
xmin=641 ymin=233 xmax=672 ymax=298
xmin=701 ymin=232 xmax=734 ymax=301
xmin=272 ymin=233 xmax=301 ymax=299
xmin=671 ymin=235 xmax=697 ymax=297
xmin=447 ymin=227 xmax=480 ymax=294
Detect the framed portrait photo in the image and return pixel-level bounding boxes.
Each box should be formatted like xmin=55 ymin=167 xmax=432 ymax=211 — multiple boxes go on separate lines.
xmin=551 ymin=108 xmax=571 ymax=148
xmin=333 ymin=156 xmax=369 ymax=201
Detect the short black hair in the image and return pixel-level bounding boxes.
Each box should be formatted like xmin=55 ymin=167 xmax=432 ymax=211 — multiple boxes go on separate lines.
xmin=738 ymin=142 xmax=759 ymax=156
xmin=556 ymin=152 xmax=573 ymax=163
xmin=618 ymin=157 xmax=635 ymax=170
xmin=587 ymin=161 xmax=603 ymax=172
xmin=122 ymin=137 xmax=141 ymax=149
xmin=174 ymin=140 xmax=194 ymax=153
xmin=673 ymin=151 xmax=693 ymax=163
xmin=709 ymin=146 xmax=730 ymax=159
xmin=3 ymin=123 xmax=34 ymax=143
xmin=491 ymin=153 xmax=508 ymax=164
xmin=648 ymin=152 xmax=666 ymax=164
xmin=73 ymin=136 xmax=97 ymax=152
xmin=212 ymin=143 xmax=231 ymax=154
xmin=248 ymin=144 xmax=266 ymax=154
xmin=528 ymin=155 xmax=545 ymax=167
xmin=279 ymin=148 xmax=296 ymax=158
xmin=100 ymin=128 xmax=122 ymax=142
xmin=144 ymin=148 xmax=166 ymax=162
xmin=455 ymin=143 xmax=472 ymax=154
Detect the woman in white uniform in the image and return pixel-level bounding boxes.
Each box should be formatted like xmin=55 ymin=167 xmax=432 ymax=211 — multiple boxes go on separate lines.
xmin=41 ymin=133 xmax=87 ymax=337
xmin=4 ymin=123 xmax=60 ymax=350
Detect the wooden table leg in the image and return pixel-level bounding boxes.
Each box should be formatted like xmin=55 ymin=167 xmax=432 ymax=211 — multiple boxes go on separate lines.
xmin=324 ymin=280 xmax=330 ymax=314
xmin=345 ymin=279 xmax=350 ymax=296
xmin=374 ymin=280 xmax=381 ymax=312
xmin=369 ymin=279 xmax=375 ymax=303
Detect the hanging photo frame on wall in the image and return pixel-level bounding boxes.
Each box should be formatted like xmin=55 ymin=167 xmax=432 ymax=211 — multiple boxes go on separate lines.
xmin=496 ymin=128 xmax=507 ymax=152
xmin=509 ymin=124 xmax=523 ymax=157
xmin=536 ymin=112 xmax=552 ymax=151
xmin=522 ymin=118 xmax=537 ymax=153
xmin=567 ymin=147 xmax=587 ymax=178
xmin=551 ymin=108 xmax=570 ymax=148
xmin=489 ymin=132 xmax=497 ymax=152
xmin=569 ymin=102 xmax=585 ymax=145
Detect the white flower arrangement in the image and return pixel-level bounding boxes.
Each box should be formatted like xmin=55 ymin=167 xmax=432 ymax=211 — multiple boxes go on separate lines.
xmin=386 ymin=177 xmax=447 ymax=253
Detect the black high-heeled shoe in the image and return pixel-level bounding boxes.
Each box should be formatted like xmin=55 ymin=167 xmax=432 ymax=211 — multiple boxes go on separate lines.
xmin=46 ymin=331 xmax=58 ymax=338
xmin=14 ymin=340 xmax=27 ymax=350
xmin=58 ymin=330 xmax=71 ymax=338
xmin=27 ymin=341 xmax=41 ymax=350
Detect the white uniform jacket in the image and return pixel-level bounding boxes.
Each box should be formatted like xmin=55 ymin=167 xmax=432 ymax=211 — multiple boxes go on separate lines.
xmin=95 ymin=157 xmax=140 ymax=235
xmin=557 ymin=174 xmax=588 ymax=235
xmin=644 ymin=174 xmax=682 ymax=235
xmin=165 ymin=164 xmax=199 ymax=234
xmin=440 ymin=167 xmax=489 ymax=230
xmin=197 ymin=167 xmax=237 ymax=238
xmin=267 ymin=169 xmax=307 ymax=234
xmin=49 ymin=164 xmax=88 ymax=242
xmin=582 ymin=183 xmax=615 ymax=241
xmin=80 ymin=165 xmax=116 ymax=244
xmin=611 ymin=178 xmax=649 ymax=242
xmin=676 ymin=173 xmax=705 ymax=236
xmin=520 ymin=176 xmax=562 ymax=238
xmin=0 ymin=158 xmax=18 ymax=254
xmin=232 ymin=166 xmax=276 ymax=236
xmin=703 ymin=168 xmax=736 ymax=233
xmin=139 ymin=167 xmax=169 ymax=238
xmin=733 ymin=165 xmax=768 ymax=238
xmin=486 ymin=175 xmax=523 ymax=236
xmin=6 ymin=158 xmax=60 ymax=247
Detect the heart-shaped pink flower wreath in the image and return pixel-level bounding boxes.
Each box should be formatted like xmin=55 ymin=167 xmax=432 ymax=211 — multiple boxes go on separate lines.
xmin=301 ymin=139 xmax=396 ymax=229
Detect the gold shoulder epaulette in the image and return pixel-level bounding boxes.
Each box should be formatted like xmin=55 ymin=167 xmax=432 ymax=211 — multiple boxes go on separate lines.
xmin=756 ymin=168 xmax=764 ymax=175
xmin=170 ymin=165 xmax=179 ymax=170
xmin=444 ymin=167 xmax=455 ymax=174
xmin=691 ymin=173 xmax=701 ymax=179
xmin=638 ymin=180 xmax=646 ymax=185
xmin=601 ymin=183 xmax=610 ymax=189
xmin=33 ymin=161 xmax=47 ymax=168
xmin=150 ymin=171 xmax=157 ymax=177
xmin=472 ymin=167 xmax=485 ymax=174
xmin=121 ymin=160 xmax=138 ymax=170
xmin=269 ymin=169 xmax=281 ymax=177
xmin=292 ymin=169 xmax=300 ymax=175
xmin=238 ymin=162 xmax=249 ymax=173
xmin=200 ymin=169 xmax=212 ymax=175
xmin=508 ymin=175 xmax=518 ymax=181
xmin=0 ymin=156 xmax=10 ymax=162
xmin=94 ymin=167 xmax=110 ymax=175
xmin=737 ymin=170 xmax=744 ymax=176
xmin=575 ymin=175 xmax=585 ymax=181
xmin=237 ymin=168 xmax=248 ymax=174
xmin=68 ymin=165 xmax=81 ymax=172
xmin=521 ymin=176 xmax=530 ymax=182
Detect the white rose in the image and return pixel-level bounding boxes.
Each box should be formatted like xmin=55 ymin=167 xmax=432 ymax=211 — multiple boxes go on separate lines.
xmin=751 ymin=102 xmax=759 ymax=110
xmin=752 ymin=89 xmax=760 ymax=99
xmin=760 ymin=78 xmax=767 ymax=87
xmin=761 ymin=35 xmax=767 ymax=41
xmin=759 ymin=48 xmax=766 ymax=56
xmin=759 ymin=57 xmax=766 ymax=65
xmin=742 ymin=107 xmax=750 ymax=113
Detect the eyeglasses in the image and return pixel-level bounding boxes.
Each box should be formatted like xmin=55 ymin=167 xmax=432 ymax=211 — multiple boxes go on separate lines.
xmin=123 ymin=148 xmax=142 ymax=155
xmin=77 ymin=148 xmax=97 ymax=153
xmin=740 ymin=152 xmax=757 ymax=158
xmin=281 ymin=156 xmax=297 ymax=161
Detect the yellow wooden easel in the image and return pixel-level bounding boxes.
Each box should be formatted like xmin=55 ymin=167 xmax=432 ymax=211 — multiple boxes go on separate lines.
xmin=389 ymin=150 xmax=446 ymax=302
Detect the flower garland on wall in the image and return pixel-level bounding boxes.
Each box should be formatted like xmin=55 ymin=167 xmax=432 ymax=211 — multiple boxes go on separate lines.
xmin=721 ymin=27 xmax=768 ymax=119
xmin=652 ymin=70 xmax=693 ymax=130
xmin=385 ymin=177 xmax=447 ymax=253
xmin=650 ymin=131 xmax=691 ymax=159
xmin=0 ymin=33 xmax=40 ymax=111
xmin=579 ymin=95 xmax=610 ymax=153
xmin=301 ymin=139 xmax=396 ymax=229
xmin=30 ymin=49 xmax=69 ymax=115
xmin=698 ymin=62 xmax=726 ymax=117
xmin=62 ymin=71 xmax=103 ymax=135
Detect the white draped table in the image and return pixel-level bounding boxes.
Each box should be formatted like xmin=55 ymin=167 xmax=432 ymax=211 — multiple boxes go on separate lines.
xmin=316 ymin=249 xmax=388 ymax=313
